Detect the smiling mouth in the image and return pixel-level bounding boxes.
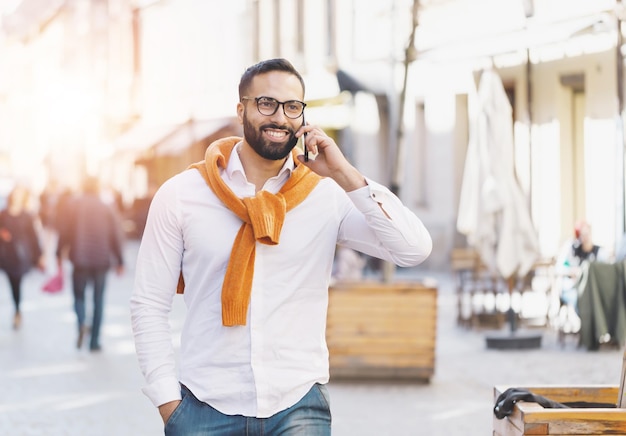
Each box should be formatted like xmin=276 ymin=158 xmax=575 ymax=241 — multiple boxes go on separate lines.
xmin=264 ymin=129 xmax=289 ymax=141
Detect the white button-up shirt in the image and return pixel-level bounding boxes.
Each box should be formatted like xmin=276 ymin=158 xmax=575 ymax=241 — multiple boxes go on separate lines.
xmin=130 ymin=142 xmax=432 ymax=418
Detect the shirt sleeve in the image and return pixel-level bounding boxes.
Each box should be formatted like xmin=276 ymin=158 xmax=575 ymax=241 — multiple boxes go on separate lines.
xmin=339 ymin=178 xmax=432 ymax=267
xmin=130 ymin=180 xmax=184 ymax=408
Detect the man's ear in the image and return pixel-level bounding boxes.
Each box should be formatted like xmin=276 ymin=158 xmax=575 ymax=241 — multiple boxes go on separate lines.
xmin=236 ymin=102 xmax=245 ymax=124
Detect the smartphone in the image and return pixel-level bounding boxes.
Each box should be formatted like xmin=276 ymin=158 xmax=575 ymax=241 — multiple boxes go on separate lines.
xmin=302 ymin=114 xmax=309 ymax=162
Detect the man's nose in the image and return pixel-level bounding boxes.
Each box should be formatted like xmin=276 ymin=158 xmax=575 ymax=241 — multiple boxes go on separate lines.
xmin=268 ymin=106 xmax=288 ymax=122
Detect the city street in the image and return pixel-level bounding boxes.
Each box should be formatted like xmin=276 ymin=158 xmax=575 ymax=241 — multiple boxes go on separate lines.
xmin=1 ymin=240 xmax=624 ymax=435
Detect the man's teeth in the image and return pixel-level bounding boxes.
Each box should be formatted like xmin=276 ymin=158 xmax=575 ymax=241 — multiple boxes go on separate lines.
xmin=266 ymin=130 xmax=286 ymax=138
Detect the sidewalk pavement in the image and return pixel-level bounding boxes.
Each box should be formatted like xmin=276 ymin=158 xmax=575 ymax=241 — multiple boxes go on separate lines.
xmin=1 ymin=240 xmax=624 ymax=435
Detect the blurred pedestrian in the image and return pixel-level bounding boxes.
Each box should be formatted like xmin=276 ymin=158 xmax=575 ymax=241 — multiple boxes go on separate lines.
xmin=38 ymin=179 xmax=62 ymax=268
xmin=0 ymin=185 xmax=45 ymax=329
xmin=130 ymin=58 xmax=432 ymax=434
xmin=56 ymin=176 xmax=125 ymax=351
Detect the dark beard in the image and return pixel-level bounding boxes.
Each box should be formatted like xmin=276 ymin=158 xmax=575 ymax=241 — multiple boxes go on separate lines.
xmin=243 ymin=115 xmax=299 ymax=161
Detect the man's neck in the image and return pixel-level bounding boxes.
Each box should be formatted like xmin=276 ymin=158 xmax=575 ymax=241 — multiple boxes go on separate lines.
xmin=238 ymin=142 xmax=288 ymax=192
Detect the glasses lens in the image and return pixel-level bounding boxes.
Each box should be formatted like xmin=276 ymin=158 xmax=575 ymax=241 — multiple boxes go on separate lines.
xmin=283 ymin=101 xmax=304 ymax=118
xmin=256 ymin=97 xmax=279 ymax=116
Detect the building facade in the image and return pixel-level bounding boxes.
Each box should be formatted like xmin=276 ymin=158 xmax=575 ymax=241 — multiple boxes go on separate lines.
xmin=0 ymin=0 xmax=624 ymax=270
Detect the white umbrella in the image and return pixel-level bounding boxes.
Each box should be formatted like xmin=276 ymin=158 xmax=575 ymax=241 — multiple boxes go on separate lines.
xmin=457 ymin=69 xmax=540 ymax=281
xmin=457 ymin=70 xmax=543 ymax=348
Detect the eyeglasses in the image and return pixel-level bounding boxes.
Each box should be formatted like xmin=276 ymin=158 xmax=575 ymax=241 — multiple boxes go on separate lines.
xmin=241 ymin=96 xmax=306 ymax=119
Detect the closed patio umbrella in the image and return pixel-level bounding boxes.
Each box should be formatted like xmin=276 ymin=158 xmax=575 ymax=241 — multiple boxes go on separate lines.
xmin=457 ymin=69 xmax=541 ymax=348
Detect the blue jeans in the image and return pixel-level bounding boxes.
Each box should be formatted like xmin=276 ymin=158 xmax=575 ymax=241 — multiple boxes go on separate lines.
xmin=72 ymin=266 xmax=108 ymax=350
xmin=165 ymin=384 xmax=331 ymax=436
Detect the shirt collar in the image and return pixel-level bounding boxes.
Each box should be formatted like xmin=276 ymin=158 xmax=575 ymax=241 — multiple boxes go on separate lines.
xmin=225 ymin=141 xmax=295 ymax=190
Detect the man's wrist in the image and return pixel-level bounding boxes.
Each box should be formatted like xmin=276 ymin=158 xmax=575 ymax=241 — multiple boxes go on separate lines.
xmin=334 ymin=165 xmax=366 ymax=192
xmin=159 ymin=399 xmax=181 ymax=424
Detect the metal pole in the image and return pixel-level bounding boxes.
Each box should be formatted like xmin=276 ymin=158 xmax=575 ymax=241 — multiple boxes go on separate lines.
xmin=522 ymin=0 xmax=534 ymax=218
xmin=617 ymin=3 xmax=626 ymax=242
xmin=383 ymin=0 xmax=419 ymax=283
xmin=390 ymin=0 xmax=419 ymax=196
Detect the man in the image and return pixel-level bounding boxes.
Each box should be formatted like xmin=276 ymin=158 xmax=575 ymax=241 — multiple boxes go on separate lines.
xmin=130 ymin=58 xmax=432 ymax=435
xmin=57 ymin=176 xmax=125 ymax=351
xmin=554 ymin=220 xmax=606 ymax=334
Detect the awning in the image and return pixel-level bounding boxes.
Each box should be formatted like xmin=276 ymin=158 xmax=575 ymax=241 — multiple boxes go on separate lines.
xmin=417 ymin=13 xmax=614 ymax=62
xmin=154 ymin=117 xmax=239 ymax=156
xmin=110 ymin=117 xmax=242 ymax=160
xmin=110 ymin=121 xmax=179 ymax=154
xmin=335 ymin=67 xmax=393 ymax=97
xmin=336 ymin=69 xmax=369 ymax=94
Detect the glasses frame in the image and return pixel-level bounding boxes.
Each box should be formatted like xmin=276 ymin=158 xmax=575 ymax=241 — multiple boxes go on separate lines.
xmin=241 ymin=96 xmax=306 ymax=119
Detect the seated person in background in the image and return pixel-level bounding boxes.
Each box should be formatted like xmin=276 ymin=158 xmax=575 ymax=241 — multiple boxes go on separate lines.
xmin=555 ymin=220 xmax=607 ymax=318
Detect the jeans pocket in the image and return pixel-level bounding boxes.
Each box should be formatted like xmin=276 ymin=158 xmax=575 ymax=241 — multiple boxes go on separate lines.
xmin=164 ymin=387 xmax=189 ymax=432
xmin=314 ymin=383 xmax=331 ymax=411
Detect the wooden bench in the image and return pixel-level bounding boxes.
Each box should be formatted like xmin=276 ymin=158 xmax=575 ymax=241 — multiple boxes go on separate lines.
xmin=493 ymin=385 xmax=626 ymax=435
xmin=326 ymin=281 xmax=437 ymax=381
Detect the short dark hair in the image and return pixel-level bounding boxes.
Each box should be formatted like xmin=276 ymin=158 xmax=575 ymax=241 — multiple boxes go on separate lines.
xmin=238 ymin=58 xmax=305 ymax=99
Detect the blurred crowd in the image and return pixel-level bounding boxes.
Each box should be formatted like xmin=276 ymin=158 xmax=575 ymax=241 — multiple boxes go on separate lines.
xmin=0 ymin=176 xmax=128 ymax=351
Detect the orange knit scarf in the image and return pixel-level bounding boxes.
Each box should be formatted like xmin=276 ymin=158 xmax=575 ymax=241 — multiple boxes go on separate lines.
xmin=178 ymin=136 xmax=321 ymax=326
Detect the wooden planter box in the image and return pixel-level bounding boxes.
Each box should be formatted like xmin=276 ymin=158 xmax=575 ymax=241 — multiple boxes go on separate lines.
xmin=326 ymin=281 xmax=437 ymax=381
xmin=493 ymin=385 xmax=626 ymax=435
